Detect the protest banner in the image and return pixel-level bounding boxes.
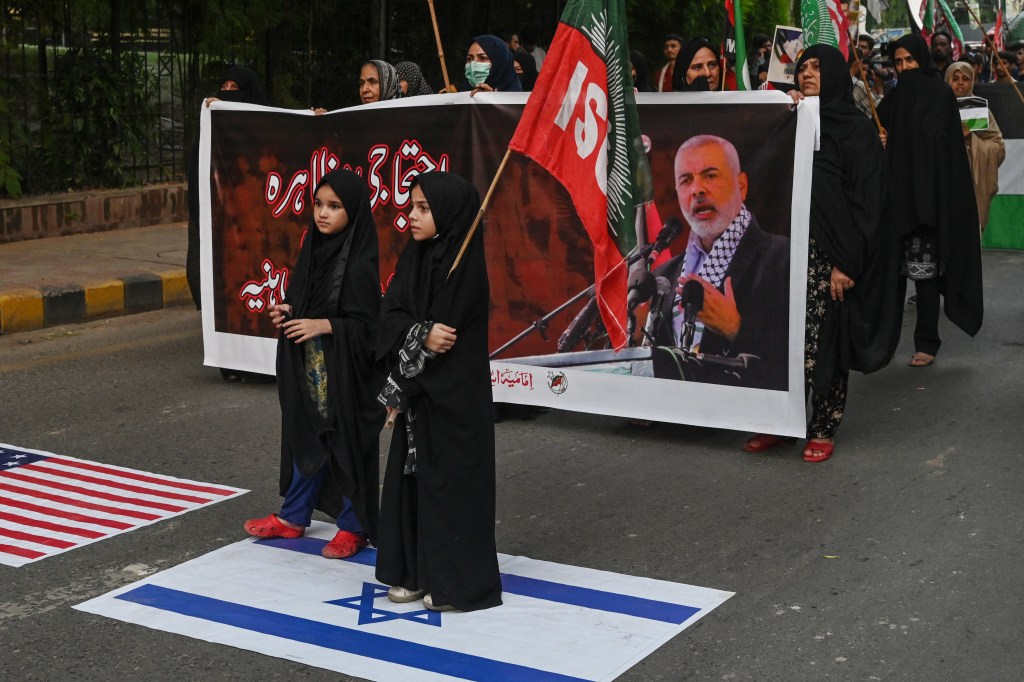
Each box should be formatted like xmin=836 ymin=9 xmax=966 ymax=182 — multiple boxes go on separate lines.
xmin=199 ymin=92 xmax=817 ymax=435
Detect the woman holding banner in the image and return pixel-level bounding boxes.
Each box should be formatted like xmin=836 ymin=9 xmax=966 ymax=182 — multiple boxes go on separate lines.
xmin=243 ymin=170 xmax=384 ymax=560
xmin=746 ymin=44 xmax=901 ymax=462
xmin=375 ymin=172 xmax=502 ymax=613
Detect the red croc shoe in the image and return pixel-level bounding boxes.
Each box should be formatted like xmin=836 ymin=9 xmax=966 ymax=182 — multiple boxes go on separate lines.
xmin=743 ymin=434 xmax=796 ymax=453
xmin=802 ymin=440 xmax=834 ymax=463
xmin=322 ymin=530 xmax=368 ymax=559
xmin=243 ymin=514 xmax=304 ymax=539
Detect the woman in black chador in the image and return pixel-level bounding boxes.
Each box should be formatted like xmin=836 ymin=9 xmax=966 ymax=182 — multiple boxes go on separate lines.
xmin=876 ymin=34 xmax=982 ymax=367
xmin=375 ymin=171 xmax=502 ymax=613
xmin=244 ymin=170 xmax=383 ymax=560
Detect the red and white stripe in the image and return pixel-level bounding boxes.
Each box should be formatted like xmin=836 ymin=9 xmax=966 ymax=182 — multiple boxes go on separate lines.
xmin=0 ymin=445 xmax=247 ymax=567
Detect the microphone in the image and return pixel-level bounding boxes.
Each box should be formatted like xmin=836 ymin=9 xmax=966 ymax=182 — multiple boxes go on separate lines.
xmin=647 ymin=218 xmax=683 ymax=266
xmin=679 ymin=279 xmax=705 ymax=350
xmin=626 ymin=268 xmax=656 ymax=313
xmin=643 ymin=276 xmax=673 ymax=342
xmin=557 ymin=297 xmax=601 ymax=352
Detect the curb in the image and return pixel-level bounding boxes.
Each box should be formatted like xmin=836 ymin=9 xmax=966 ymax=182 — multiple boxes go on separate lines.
xmin=0 ymin=270 xmax=192 ymax=334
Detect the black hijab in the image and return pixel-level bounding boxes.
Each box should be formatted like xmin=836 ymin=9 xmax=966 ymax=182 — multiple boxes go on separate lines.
xmin=473 ymin=34 xmax=524 ymax=92
xmin=217 ymin=65 xmax=269 ymax=105
xmin=277 ymin=169 xmax=383 ymax=537
xmin=513 ymin=49 xmax=539 ymax=91
xmin=892 ymin=34 xmax=940 ymax=79
xmin=673 ymin=39 xmax=720 ymax=92
xmin=630 ymin=49 xmax=652 ymax=92
xmin=797 ymin=44 xmax=902 ymax=386
xmin=377 ymin=172 xmax=484 ymax=360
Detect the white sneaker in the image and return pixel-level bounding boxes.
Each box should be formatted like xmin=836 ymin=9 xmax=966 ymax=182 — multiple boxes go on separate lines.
xmin=387 ymin=585 xmax=426 ymax=603
xmin=423 ymin=593 xmax=456 ymax=612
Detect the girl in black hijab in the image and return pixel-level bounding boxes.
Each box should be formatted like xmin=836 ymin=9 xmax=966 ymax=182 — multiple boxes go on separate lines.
xmin=375 ymin=171 xmax=502 ymax=613
xmin=395 ymin=61 xmax=434 ymax=97
xmin=465 ymin=34 xmax=523 ymax=93
xmin=244 ymin=169 xmax=384 ymax=560
xmin=877 ymin=34 xmax=983 ymax=367
xmin=745 ymin=44 xmax=901 ymax=462
xmin=672 ymin=38 xmax=722 ymax=92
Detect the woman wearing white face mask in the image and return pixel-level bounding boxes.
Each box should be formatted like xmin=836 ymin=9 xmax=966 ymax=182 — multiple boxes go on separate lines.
xmin=465 ymin=34 xmax=523 ymax=95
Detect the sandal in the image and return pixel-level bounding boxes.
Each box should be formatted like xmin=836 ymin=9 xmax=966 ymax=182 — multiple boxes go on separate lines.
xmin=243 ymin=513 xmax=304 ymax=539
xmin=909 ymin=352 xmax=934 ymax=367
xmin=743 ymin=433 xmax=796 ymax=453
xmin=802 ymin=440 xmax=834 ymax=463
xmin=322 ymin=530 xmax=368 ymax=559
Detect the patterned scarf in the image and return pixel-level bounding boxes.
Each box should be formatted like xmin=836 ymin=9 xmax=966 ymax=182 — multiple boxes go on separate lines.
xmin=366 ymin=60 xmax=403 ymax=101
xmin=689 ymin=204 xmax=751 ymax=288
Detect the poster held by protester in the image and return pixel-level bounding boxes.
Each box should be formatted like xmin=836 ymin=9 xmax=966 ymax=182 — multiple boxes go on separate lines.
xmin=768 ymin=26 xmax=804 ymax=85
xmin=199 ymin=93 xmax=816 ymax=435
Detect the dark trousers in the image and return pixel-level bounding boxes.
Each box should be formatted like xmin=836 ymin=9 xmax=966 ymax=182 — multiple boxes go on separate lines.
xmin=913 ymin=278 xmax=942 ymax=356
xmin=278 ymin=462 xmax=362 ymax=534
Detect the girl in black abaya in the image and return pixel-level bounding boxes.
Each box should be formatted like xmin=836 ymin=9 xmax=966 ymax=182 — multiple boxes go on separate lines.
xmin=375 ymin=172 xmax=502 ymax=613
xmin=876 ymin=35 xmax=982 ymax=367
xmin=244 ymin=170 xmax=384 ymax=560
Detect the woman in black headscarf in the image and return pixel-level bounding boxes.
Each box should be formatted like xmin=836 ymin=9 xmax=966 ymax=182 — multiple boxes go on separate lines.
xmin=244 ymin=170 xmax=384 ymax=560
xmin=630 ymin=49 xmax=652 ymax=92
xmin=746 ymin=44 xmax=901 ymax=462
xmin=465 ymin=34 xmax=523 ymax=93
xmin=877 ymin=34 xmax=982 ymax=367
xmin=375 ymin=171 xmax=501 ymax=613
xmin=672 ymin=38 xmax=722 ymax=92
xmin=359 ymin=60 xmax=403 ymax=104
xmin=395 ymin=61 xmax=434 ymax=97
xmin=513 ymin=49 xmax=539 ymax=91
xmin=187 ymin=66 xmax=268 ymax=313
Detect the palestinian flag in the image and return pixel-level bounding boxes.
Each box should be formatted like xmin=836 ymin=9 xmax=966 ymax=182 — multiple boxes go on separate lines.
xmin=801 ymin=0 xmax=851 ymax=59
xmin=508 ymin=0 xmax=652 ymax=350
xmin=957 ymin=96 xmax=990 ymax=132
xmin=977 ymin=84 xmax=1024 ymax=249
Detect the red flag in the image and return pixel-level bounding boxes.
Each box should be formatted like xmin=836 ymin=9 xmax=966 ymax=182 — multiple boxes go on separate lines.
xmin=508 ymin=1 xmax=651 ymax=350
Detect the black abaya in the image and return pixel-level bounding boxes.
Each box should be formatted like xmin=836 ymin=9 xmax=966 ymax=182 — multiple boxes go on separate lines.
xmin=876 ymin=36 xmax=983 ymax=337
xmin=276 ymin=170 xmax=383 ymax=543
xmin=375 ymin=171 xmax=502 ymax=612
xmin=797 ymin=45 xmax=903 ymax=391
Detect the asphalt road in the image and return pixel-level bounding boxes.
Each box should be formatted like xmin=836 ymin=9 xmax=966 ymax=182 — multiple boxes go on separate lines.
xmin=1 ymin=249 xmax=1023 ymax=681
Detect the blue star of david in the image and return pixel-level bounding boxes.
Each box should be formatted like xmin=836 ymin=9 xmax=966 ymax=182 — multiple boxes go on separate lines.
xmin=326 ymin=582 xmax=442 ymax=627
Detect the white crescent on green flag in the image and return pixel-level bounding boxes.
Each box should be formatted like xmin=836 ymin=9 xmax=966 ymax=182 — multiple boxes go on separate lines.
xmin=800 ymin=0 xmax=851 ymax=58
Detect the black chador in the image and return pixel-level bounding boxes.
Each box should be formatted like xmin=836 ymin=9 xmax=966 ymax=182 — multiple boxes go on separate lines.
xmin=375 ymin=172 xmax=502 ymax=612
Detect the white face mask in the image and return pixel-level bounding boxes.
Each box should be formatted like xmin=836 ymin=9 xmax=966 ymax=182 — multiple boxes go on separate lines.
xmin=465 ymin=61 xmax=491 ymax=87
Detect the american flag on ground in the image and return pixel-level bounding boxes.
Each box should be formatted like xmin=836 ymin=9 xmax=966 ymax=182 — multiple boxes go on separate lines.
xmin=0 ymin=443 xmax=247 ymax=567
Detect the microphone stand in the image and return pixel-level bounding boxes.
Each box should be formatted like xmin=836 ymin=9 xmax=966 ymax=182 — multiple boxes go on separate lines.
xmin=489 ymin=241 xmax=659 ymax=360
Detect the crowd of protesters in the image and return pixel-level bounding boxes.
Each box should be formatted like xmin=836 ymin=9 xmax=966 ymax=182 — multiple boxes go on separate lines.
xmin=175 ymin=20 xmax=1020 ymax=613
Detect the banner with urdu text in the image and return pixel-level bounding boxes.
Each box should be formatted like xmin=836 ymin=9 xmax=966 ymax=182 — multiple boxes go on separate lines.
xmin=199 ymin=93 xmax=817 ymax=436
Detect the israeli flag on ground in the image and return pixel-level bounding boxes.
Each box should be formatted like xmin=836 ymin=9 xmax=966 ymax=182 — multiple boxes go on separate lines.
xmin=75 ymin=521 xmax=733 ymax=681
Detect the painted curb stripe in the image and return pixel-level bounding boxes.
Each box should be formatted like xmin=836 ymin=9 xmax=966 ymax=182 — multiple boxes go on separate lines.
xmin=41 ymin=285 xmax=85 ymax=327
xmin=255 ymin=537 xmax=700 ymax=624
xmin=0 ymin=289 xmax=43 ymax=333
xmin=123 ymin=273 xmax=164 ymax=313
xmin=84 ymin=280 xmax=125 ymax=319
xmin=116 ymin=584 xmax=590 ymax=682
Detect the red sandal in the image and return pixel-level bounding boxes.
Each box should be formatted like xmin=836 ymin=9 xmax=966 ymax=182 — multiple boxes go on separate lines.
xmin=743 ymin=433 xmax=796 ymax=453
xmin=322 ymin=530 xmax=368 ymax=559
xmin=243 ymin=513 xmax=304 ymax=539
xmin=802 ymin=441 xmax=834 ymax=463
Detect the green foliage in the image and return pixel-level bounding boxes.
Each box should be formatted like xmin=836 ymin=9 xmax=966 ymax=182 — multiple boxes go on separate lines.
xmin=43 ymin=48 xmax=155 ymax=189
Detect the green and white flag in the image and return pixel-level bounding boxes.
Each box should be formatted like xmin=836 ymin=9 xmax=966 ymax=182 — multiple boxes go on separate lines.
xmin=958 ymin=96 xmax=989 ymax=132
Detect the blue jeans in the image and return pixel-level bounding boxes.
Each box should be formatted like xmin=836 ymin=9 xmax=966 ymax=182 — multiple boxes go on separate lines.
xmin=278 ymin=462 xmax=362 ymax=534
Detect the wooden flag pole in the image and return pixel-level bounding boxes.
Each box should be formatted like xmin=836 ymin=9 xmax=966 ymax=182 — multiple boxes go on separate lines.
xmin=958 ymin=0 xmax=1024 ymax=108
xmin=447 ymin=148 xmax=513 ymax=279
xmin=427 ymin=0 xmax=457 ymax=93
xmin=849 ymin=36 xmax=885 ymax=133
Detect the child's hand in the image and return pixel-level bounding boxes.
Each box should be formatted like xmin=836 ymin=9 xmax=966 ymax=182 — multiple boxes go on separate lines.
xmin=283 ymin=318 xmax=331 ymax=343
xmin=269 ymin=304 xmax=293 ymax=328
xmin=425 ymin=323 xmax=457 ymax=353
